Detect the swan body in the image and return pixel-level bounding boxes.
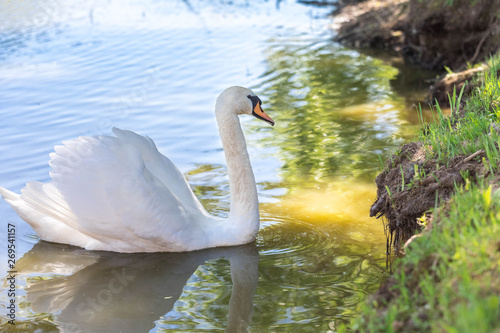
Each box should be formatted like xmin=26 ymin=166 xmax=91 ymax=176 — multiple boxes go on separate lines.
xmin=0 ymin=86 xmax=274 ymax=253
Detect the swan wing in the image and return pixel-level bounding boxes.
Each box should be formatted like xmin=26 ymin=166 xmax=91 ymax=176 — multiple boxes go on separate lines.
xmin=26 ymin=132 xmax=212 ymax=252
xmin=111 ymin=127 xmax=208 ymax=215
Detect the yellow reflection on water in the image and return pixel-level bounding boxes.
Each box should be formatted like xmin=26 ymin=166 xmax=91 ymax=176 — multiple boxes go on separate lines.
xmin=339 ymin=101 xmax=404 ymax=122
xmin=261 ymin=180 xmax=386 ymax=247
xmin=267 ymin=181 xmax=376 ymax=225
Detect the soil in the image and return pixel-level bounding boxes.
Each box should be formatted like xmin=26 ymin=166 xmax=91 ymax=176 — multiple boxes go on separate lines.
xmin=403 ymin=0 xmax=500 ymax=71
xmin=331 ymin=0 xmax=500 ymax=106
xmin=332 ymin=0 xmax=407 ymax=50
xmin=332 ymin=0 xmax=500 ymax=71
xmin=369 ymin=142 xmax=486 ymax=252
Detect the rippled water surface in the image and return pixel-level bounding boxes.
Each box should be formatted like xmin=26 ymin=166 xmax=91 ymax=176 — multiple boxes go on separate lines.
xmin=0 ymin=0 xmax=429 ymax=331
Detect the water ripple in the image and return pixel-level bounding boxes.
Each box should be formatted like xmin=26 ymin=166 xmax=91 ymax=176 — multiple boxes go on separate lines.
xmin=0 ymin=0 xmax=405 ymax=331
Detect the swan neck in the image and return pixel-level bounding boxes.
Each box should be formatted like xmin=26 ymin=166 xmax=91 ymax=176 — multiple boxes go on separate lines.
xmin=215 ymin=108 xmax=259 ymax=238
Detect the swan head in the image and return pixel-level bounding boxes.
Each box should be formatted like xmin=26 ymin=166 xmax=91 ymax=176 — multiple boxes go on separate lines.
xmin=216 ymin=86 xmax=274 ymax=126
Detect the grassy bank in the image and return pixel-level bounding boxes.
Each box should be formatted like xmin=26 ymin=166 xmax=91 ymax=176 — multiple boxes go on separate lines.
xmin=341 ymin=59 xmax=500 ymax=332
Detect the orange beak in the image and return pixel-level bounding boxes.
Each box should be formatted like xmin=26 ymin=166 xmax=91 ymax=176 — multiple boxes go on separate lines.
xmin=252 ymin=103 xmax=275 ymax=126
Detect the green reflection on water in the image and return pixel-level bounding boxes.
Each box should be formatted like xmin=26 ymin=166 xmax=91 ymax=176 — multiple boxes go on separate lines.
xmin=254 ymin=41 xmax=419 ymax=184
xmin=235 ymin=40 xmax=424 ymax=330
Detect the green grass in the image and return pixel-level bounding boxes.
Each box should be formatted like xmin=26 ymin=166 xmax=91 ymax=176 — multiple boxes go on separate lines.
xmin=419 ymin=58 xmax=500 ymax=166
xmin=340 ymin=56 xmax=500 ymax=332
xmin=342 ymin=183 xmax=500 ymax=332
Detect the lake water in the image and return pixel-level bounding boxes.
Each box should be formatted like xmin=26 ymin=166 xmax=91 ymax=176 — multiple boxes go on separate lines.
xmin=0 ymin=0 xmax=429 ymax=331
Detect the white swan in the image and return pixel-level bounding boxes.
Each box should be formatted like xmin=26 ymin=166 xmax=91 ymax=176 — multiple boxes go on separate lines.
xmin=0 ymin=86 xmax=274 ymax=253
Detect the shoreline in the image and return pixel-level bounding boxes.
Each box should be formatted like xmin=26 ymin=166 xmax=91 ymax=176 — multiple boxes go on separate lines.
xmin=330 ymin=1 xmax=500 ymax=331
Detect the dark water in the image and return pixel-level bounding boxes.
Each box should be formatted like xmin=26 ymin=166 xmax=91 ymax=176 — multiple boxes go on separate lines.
xmin=0 ymin=0 xmax=429 ymax=331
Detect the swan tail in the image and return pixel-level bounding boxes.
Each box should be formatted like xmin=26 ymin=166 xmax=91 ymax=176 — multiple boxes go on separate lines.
xmin=20 ymin=182 xmax=77 ymax=227
xmin=1 ymin=182 xmax=94 ymax=247
xmin=0 ymin=186 xmax=19 ymax=202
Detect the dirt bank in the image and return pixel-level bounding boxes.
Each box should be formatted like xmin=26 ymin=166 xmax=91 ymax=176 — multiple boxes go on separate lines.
xmin=368 ymin=61 xmax=500 ymax=251
xmin=332 ymin=0 xmax=500 ymax=71
xmin=332 ymin=0 xmax=500 ymax=106
xmin=369 ymin=142 xmax=486 ymax=251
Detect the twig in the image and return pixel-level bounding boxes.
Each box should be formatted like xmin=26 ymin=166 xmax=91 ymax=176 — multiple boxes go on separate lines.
xmin=403 ymin=213 xmax=433 ymax=251
xmin=463 ymin=149 xmax=485 ymax=163
xmin=403 ymin=234 xmax=421 ymax=249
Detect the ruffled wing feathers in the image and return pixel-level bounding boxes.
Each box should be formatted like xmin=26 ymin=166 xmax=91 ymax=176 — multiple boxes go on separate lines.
xmin=2 ymin=129 xmax=214 ymax=252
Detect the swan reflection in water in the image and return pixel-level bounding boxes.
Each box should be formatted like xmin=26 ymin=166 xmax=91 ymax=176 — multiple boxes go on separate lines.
xmin=15 ymin=241 xmax=259 ymax=332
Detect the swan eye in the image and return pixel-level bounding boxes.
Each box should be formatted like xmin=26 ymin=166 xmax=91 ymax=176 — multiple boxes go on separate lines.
xmin=247 ymin=95 xmax=274 ymax=126
xmin=247 ymin=95 xmax=259 ymax=108
xmin=247 ymin=95 xmax=264 ymax=112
